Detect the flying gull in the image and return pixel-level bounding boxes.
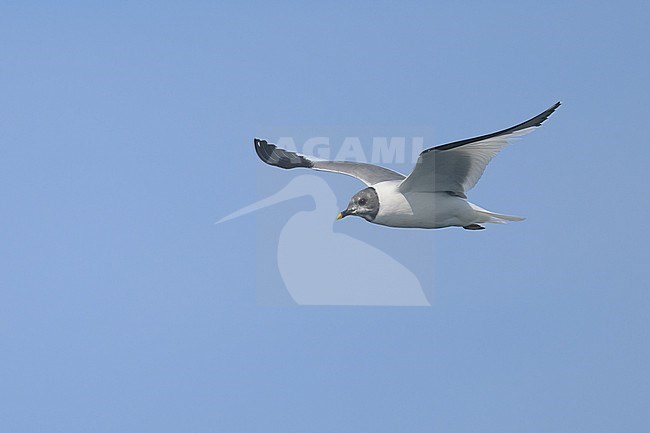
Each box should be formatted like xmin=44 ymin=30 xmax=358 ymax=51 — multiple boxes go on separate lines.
xmin=254 ymin=102 xmax=560 ymax=230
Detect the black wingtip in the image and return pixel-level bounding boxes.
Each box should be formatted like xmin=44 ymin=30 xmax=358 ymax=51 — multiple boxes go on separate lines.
xmin=509 ymin=101 xmax=562 ymax=130
xmin=430 ymin=102 xmax=562 ymax=152
xmin=530 ymin=101 xmax=561 ymax=127
xmin=253 ymin=138 xmax=313 ymax=170
xmin=253 ymin=138 xmax=268 ymax=159
xmin=253 ymin=138 xmax=271 ymax=163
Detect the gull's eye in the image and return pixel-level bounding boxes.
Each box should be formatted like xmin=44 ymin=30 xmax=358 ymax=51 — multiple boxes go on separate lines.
xmin=358 ymin=198 xmax=367 ymax=206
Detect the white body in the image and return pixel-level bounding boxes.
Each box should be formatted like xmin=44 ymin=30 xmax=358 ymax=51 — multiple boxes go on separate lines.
xmin=372 ymin=181 xmax=519 ymax=229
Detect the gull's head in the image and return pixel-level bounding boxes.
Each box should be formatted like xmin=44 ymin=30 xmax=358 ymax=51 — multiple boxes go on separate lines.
xmin=337 ymin=187 xmax=379 ymax=222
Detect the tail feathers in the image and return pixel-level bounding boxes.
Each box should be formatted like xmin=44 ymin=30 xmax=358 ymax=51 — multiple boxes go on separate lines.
xmin=469 ymin=203 xmax=525 ymax=224
xmin=480 ymin=211 xmax=525 ymax=222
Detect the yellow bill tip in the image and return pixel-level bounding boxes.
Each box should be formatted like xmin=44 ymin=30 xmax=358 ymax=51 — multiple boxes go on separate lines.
xmin=336 ymin=212 xmax=343 ymax=220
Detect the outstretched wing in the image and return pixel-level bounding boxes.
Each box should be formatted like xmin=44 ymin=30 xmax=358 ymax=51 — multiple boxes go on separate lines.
xmin=399 ymin=102 xmax=561 ymax=195
xmin=254 ymin=138 xmax=406 ymax=186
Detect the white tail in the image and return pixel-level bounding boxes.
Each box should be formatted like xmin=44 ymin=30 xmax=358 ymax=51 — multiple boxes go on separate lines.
xmin=469 ymin=202 xmax=525 ymax=224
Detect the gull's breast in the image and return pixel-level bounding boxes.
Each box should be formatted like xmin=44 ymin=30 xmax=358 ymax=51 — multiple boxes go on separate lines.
xmin=371 ymin=181 xmax=473 ymax=229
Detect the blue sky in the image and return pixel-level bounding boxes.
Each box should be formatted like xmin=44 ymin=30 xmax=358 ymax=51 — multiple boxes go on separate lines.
xmin=2 ymin=2 xmax=649 ymax=432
